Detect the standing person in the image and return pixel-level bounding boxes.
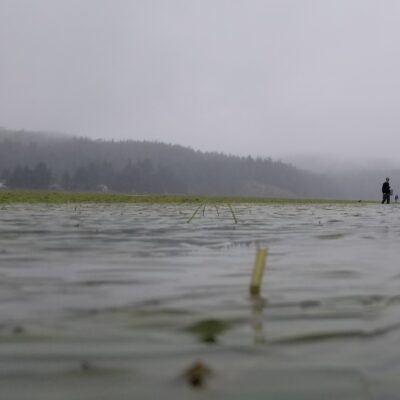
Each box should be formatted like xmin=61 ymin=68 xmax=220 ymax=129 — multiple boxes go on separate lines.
xmin=395 ymin=194 xmax=399 ymax=203
xmin=382 ymin=177 xmax=391 ymax=204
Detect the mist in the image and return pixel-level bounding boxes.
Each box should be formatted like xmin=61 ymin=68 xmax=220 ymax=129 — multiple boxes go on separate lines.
xmin=1 ymin=0 xmax=400 ymax=163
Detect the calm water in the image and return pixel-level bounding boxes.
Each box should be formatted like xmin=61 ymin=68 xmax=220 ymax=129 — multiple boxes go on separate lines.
xmin=1 ymin=203 xmax=400 ymax=399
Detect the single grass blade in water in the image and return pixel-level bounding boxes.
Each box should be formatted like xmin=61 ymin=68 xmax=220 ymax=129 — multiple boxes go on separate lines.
xmin=187 ymin=203 xmax=205 ymax=223
xmin=228 ymin=203 xmax=238 ymax=224
xmin=250 ymin=248 xmax=268 ymax=296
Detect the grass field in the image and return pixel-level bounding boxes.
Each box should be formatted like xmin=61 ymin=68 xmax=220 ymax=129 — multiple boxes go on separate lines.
xmin=0 ymin=190 xmax=373 ymax=204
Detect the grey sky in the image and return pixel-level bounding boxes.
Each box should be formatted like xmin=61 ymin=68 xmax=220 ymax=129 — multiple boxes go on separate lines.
xmin=1 ymin=0 xmax=400 ymax=160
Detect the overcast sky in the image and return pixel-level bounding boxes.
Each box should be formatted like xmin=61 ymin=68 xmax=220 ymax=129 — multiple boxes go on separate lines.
xmin=1 ymin=0 xmax=400 ymax=160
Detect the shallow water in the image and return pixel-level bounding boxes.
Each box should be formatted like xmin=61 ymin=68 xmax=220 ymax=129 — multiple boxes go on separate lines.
xmin=1 ymin=203 xmax=400 ymax=399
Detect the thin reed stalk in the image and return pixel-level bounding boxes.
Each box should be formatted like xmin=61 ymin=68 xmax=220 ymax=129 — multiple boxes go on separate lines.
xmin=187 ymin=203 xmax=205 ymax=223
xmin=249 ymin=248 xmax=268 ymax=296
xmin=228 ymin=203 xmax=238 ymax=224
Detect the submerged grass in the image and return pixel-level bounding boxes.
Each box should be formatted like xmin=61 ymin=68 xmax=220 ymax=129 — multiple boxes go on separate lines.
xmin=185 ymin=319 xmax=231 ymax=344
xmin=0 ymin=190 xmax=375 ymax=204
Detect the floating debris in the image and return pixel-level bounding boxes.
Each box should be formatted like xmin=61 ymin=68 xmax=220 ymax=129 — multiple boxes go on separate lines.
xmin=183 ymin=360 xmax=213 ymax=388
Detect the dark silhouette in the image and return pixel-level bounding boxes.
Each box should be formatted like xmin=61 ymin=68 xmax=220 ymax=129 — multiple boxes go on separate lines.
xmin=395 ymin=194 xmax=399 ymax=203
xmin=382 ymin=177 xmax=391 ymax=204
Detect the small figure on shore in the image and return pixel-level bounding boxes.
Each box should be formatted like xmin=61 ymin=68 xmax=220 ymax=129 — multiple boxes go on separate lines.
xmin=382 ymin=177 xmax=391 ymax=204
xmin=395 ymin=194 xmax=399 ymax=203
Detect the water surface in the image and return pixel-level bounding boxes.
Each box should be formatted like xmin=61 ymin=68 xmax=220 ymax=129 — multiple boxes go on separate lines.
xmin=1 ymin=203 xmax=400 ymax=399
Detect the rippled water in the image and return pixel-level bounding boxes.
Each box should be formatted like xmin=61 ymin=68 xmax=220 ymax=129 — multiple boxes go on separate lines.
xmin=1 ymin=203 xmax=400 ymax=399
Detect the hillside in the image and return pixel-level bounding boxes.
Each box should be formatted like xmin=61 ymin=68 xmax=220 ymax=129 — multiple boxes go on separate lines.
xmin=0 ymin=128 xmax=338 ymax=198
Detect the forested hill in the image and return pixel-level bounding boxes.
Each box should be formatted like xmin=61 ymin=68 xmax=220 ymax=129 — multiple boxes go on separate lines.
xmin=0 ymin=128 xmax=336 ymax=198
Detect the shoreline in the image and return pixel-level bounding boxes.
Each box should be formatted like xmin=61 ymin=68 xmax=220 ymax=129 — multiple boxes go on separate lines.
xmin=0 ymin=190 xmax=376 ymax=204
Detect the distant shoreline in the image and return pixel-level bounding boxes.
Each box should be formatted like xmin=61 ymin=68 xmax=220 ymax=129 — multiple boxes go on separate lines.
xmin=0 ymin=190 xmax=375 ymax=204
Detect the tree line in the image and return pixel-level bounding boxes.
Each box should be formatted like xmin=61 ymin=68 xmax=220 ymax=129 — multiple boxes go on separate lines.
xmin=0 ymin=128 xmax=344 ymax=198
xmin=1 ymin=159 xmax=185 ymax=193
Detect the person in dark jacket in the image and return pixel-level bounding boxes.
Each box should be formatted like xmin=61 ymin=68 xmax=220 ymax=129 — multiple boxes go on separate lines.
xmin=382 ymin=177 xmax=391 ymax=204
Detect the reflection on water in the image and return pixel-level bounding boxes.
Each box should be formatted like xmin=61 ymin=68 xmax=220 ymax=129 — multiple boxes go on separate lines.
xmin=1 ymin=203 xmax=400 ymax=399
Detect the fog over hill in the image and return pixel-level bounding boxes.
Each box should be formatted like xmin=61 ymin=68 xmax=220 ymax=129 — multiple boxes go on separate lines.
xmin=283 ymin=153 xmax=400 ymax=174
xmin=0 ymin=127 xmax=70 ymax=144
xmin=0 ymin=128 xmax=336 ymax=198
xmin=3 ymin=1 xmax=400 ymax=162
xmin=0 ymin=128 xmax=396 ymax=200
xmin=281 ymin=153 xmax=400 ymax=201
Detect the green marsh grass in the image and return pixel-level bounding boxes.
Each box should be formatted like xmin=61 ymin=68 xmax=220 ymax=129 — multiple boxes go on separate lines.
xmin=0 ymin=190 xmax=374 ymax=204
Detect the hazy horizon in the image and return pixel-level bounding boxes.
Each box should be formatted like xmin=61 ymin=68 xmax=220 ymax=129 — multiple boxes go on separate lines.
xmin=2 ymin=1 xmax=400 ymax=161
xmin=3 ymin=124 xmax=400 ymax=176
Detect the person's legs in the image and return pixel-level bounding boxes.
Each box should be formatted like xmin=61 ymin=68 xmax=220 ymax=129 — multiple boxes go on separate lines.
xmin=382 ymin=194 xmax=389 ymax=203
